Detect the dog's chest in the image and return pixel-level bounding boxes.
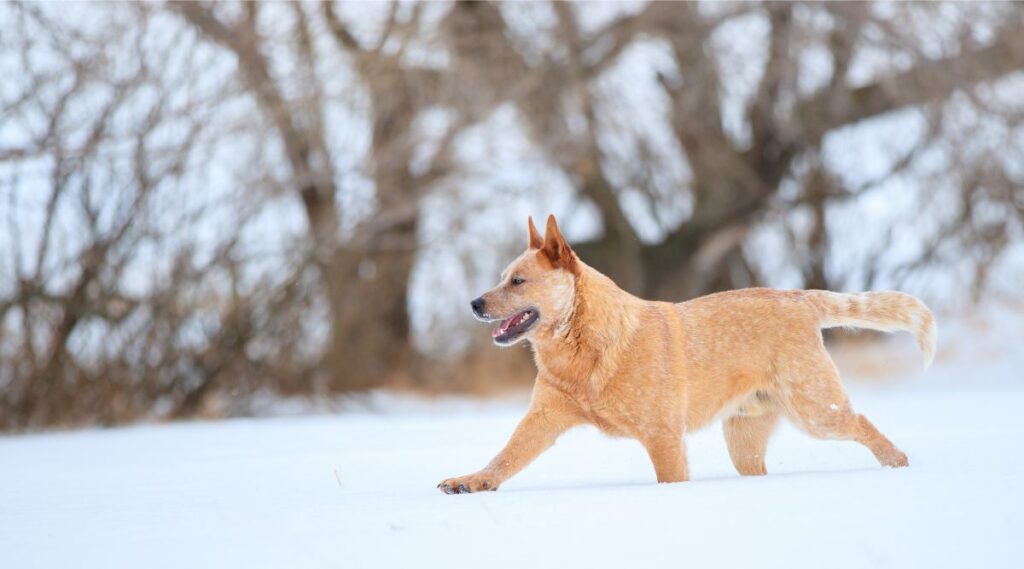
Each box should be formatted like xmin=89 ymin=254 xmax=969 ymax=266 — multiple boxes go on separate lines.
xmin=586 ymin=393 xmax=646 ymax=437
xmin=539 ymin=356 xmax=640 ymax=437
xmin=587 ymin=409 xmax=631 ymax=437
xmin=548 ymin=378 xmax=636 ymax=437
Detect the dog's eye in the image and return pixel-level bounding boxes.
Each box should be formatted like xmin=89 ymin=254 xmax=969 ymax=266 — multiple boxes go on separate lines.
xmin=511 ymin=276 xmax=525 ymax=286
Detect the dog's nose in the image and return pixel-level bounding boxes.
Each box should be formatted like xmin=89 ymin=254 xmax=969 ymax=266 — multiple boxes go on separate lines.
xmin=470 ymin=297 xmax=486 ymax=317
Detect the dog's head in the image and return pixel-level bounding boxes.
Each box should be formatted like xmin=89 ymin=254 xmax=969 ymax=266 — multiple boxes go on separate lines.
xmin=471 ymin=215 xmax=580 ymax=346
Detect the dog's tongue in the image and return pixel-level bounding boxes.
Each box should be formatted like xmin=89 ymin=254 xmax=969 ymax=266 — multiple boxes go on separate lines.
xmin=492 ymin=316 xmax=513 ymax=338
xmin=492 ymin=311 xmax=526 ymax=337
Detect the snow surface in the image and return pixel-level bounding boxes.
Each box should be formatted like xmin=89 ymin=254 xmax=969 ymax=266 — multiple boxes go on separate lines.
xmin=2 ymin=312 xmax=1023 ymax=568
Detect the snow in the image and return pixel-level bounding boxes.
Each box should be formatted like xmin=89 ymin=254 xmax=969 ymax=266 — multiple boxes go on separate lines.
xmin=3 ymin=309 xmax=1024 ymax=568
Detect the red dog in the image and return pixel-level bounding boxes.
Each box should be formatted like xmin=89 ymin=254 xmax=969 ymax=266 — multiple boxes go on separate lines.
xmin=439 ymin=215 xmax=935 ymax=493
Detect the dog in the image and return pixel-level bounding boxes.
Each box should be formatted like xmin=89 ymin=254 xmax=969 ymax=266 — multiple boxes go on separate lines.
xmin=437 ymin=215 xmax=936 ymax=494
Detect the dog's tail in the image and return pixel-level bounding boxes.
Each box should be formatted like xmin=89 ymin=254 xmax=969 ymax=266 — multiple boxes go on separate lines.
xmin=804 ymin=290 xmax=937 ymax=370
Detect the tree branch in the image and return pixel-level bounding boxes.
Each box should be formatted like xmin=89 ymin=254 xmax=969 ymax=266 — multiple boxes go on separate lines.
xmin=799 ymin=23 xmax=1024 ymax=142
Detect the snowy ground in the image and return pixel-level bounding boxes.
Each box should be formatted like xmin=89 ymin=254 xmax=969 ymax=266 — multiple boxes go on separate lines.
xmin=2 ymin=309 xmax=1023 ymax=568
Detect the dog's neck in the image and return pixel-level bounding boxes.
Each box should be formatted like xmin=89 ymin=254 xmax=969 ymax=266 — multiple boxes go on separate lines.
xmin=531 ymin=261 xmax=640 ymax=394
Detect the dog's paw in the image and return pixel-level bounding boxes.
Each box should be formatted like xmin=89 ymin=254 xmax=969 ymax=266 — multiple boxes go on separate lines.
xmin=437 ymin=473 xmax=498 ymax=494
xmin=883 ymin=450 xmax=910 ymax=468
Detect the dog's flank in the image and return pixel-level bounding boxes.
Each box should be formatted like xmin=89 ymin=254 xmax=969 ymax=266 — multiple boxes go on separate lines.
xmin=438 ymin=215 xmax=935 ymax=494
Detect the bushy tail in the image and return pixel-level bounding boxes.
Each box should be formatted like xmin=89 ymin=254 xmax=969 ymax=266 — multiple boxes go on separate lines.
xmin=804 ymin=290 xmax=937 ymax=370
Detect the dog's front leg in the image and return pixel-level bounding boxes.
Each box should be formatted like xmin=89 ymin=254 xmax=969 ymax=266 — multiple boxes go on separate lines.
xmin=438 ymin=382 xmax=583 ymax=494
xmin=643 ymin=428 xmax=689 ymax=483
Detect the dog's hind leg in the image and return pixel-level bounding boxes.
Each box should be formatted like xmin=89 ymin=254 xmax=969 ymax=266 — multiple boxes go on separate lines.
xmin=723 ymin=393 xmax=781 ymax=476
xmin=777 ymin=347 xmax=909 ymax=468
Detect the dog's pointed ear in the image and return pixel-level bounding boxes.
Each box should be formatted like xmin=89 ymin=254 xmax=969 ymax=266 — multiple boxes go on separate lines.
xmin=527 ymin=216 xmax=544 ymax=250
xmin=541 ymin=214 xmax=578 ymax=272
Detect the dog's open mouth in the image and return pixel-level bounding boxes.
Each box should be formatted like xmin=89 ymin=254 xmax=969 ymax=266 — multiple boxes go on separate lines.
xmin=491 ymin=308 xmax=540 ymax=345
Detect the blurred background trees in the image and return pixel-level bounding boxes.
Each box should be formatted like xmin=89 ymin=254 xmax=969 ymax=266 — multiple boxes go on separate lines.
xmin=2 ymin=1 xmax=1023 ymax=430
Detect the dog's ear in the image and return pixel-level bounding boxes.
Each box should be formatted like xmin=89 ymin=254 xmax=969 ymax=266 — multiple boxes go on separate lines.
xmin=527 ymin=216 xmax=544 ymax=250
xmin=541 ymin=214 xmax=578 ymax=272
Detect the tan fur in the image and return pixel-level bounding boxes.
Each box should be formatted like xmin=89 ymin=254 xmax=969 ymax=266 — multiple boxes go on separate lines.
xmin=438 ymin=216 xmax=935 ymax=494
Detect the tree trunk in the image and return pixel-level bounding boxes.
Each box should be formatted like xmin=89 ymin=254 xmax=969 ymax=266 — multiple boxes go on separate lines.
xmin=325 ymin=219 xmax=418 ymax=392
xmin=803 ymin=166 xmax=831 ymax=291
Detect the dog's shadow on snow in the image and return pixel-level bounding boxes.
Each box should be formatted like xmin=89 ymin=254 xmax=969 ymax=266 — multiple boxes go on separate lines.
xmin=499 ymin=466 xmax=892 ymax=495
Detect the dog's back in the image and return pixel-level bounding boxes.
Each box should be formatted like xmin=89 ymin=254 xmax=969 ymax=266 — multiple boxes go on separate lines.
xmin=674 ymin=287 xmax=934 ymax=375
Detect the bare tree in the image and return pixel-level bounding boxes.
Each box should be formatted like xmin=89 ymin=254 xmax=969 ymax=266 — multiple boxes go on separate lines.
xmin=464 ymin=2 xmax=1024 ymax=300
xmin=1 ymin=1 xmax=1022 ymax=430
xmin=0 ymin=3 xmax=319 ymax=428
